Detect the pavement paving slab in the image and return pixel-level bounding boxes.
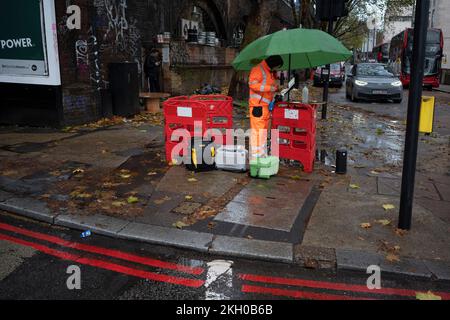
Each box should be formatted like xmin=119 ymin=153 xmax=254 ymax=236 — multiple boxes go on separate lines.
xmin=209 ymin=235 xmax=293 ymax=263
xmin=377 ymin=177 xmax=441 ymax=200
xmin=117 ymin=222 xmax=213 ymax=252
xmin=434 ymin=182 xmax=450 ymax=202
xmin=214 ymin=177 xmax=314 ymax=232
xmin=55 ymin=213 xmax=130 ymax=237
xmin=424 ymin=260 xmax=450 ymax=281
xmin=0 ymin=197 xmax=58 ymax=224
xmin=156 ymin=166 xmax=239 ymax=198
xmin=302 ymin=190 xmax=450 ymax=262
xmin=0 ymin=190 xmax=14 ymax=202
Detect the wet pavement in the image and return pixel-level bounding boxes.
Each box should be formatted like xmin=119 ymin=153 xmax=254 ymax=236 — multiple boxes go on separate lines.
xmin=0 ymin=86 xmax=448 ymax=282
xmin=1 ymin=211 xmax=449 ymax=300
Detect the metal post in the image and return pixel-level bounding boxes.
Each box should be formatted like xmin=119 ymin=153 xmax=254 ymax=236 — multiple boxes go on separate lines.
xmin=322 ymin=17 xmax=334 ymax=119
xmin=398 ymin=0 xmax=430 ymax=230
xmin=288 ymin=54 xmax=291 ymax=101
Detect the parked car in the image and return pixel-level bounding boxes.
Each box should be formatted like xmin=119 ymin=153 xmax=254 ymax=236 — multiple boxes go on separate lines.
xmin=313 ymin=63 xmax=345 ymax=87
xmin=345 ymin=63 xmax=403 ymax=103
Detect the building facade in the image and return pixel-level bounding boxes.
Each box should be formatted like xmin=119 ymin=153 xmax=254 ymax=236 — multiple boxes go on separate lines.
xmin=429 ymin=0 xmax=450 ymax=84
xmin=0 ymin=0 xmax=293 ymax=127
xmin=382 ymin=6 xmax=413 ymax=45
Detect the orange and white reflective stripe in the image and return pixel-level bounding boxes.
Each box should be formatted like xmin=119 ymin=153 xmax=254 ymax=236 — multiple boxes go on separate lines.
xmin=259 ymin=65 xmax=267 ymax=92
xmin=250 ymin=94 xmax=271 ymax=104
xmin=251 ymin=145 xmax=267 ymax=157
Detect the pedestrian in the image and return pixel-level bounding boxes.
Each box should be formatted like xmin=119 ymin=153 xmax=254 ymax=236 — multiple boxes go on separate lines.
xmin=248 ymin=55 xmax=283 ymax=161
xmin=144 ymin=48 xmax=161 ymax=92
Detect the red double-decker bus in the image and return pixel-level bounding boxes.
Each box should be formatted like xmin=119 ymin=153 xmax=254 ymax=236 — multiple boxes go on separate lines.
xmin=389 ymin=28 xmax=444 ymax=89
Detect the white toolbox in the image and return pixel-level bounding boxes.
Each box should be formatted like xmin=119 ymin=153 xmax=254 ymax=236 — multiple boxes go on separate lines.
xmin=215 ymin=145 xmax=249 ymax=172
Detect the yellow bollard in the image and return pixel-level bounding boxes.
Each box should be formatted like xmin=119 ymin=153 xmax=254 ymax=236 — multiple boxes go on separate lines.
xmin=419 ymin=96 xmax=435 ymax=134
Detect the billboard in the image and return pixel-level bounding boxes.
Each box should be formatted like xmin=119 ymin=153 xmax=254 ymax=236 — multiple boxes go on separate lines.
xmin=0 ymin=0 xmax=60 ymax=85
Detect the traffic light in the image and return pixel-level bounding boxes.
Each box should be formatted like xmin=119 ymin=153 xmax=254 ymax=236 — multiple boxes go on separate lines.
xmin=316 ymin=0 xmax=350 ymax=21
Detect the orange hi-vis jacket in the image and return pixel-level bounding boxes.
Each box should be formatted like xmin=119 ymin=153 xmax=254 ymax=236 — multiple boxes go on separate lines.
xmin=248 ymin=60 xmax=278 ymax=108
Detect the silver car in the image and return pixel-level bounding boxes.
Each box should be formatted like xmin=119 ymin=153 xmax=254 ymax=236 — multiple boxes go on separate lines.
xmin=346 ymin=63 xmax=403 ymax=103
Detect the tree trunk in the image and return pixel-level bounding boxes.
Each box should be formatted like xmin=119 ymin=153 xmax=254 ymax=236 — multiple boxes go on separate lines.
xmin=228 ymin=0 xmax=277 ymax=100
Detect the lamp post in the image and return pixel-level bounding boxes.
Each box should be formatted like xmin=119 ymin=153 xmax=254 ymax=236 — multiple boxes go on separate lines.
xmin=398 ymin=0 xmax=430 ymax=230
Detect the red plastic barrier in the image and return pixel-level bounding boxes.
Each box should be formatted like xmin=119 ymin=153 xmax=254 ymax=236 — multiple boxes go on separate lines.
xmin=272 ymin=102 xmax=317 ymax=173
xmin=189 ymin=95 xmax=233 ymax=130
xmin=163 ymin=99 xmax=208 ymax=163
xmin=162 ymin=95 xmax=234 ymax=163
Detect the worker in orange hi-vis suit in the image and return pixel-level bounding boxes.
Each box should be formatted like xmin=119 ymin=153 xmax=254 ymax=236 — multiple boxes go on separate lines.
xmin=248 ymin=55 xmax=284 ymax=160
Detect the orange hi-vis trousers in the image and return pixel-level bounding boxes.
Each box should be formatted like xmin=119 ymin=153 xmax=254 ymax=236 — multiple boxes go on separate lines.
xmin=248 ymin=60 xmax=277 ymax=159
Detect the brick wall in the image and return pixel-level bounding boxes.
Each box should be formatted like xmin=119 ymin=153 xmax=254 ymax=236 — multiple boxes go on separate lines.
xmin=53 ymin=0 xmax=293 ymax=125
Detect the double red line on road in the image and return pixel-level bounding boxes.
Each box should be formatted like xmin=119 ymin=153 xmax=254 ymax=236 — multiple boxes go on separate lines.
xmin=0 ymin=222 xmax=205 ymax=288
xmin=239 ymin=273 xmax=450 ymax=300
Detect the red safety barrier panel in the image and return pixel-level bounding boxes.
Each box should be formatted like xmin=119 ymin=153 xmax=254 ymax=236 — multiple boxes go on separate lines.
xmin=163 ymin=99 xmax=208 ymax=164
xmin=162 ymin=95 xmax=234 ymax=164
xmin=272 ymin=102 xmax=317 ymax=173
xmin=189 ymin=95 xmax=233 ymax=130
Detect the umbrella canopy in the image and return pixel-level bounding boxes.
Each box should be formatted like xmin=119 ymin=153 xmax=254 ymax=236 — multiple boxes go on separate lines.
xmin=232 ymin=28 xmax=352 ymax=71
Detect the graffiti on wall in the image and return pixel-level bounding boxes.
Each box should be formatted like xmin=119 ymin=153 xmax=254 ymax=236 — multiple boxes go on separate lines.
xmin=170 ymin=41 xmax=189 ymax=66
xmin=74 ymin=27 xmax=105 ymax=91
xmin=100 ymin=0 xmax=142 ymax=73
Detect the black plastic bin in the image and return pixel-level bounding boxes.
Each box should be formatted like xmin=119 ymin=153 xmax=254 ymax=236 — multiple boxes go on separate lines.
xmin=108 ymin=62 xmax=140 ymax=117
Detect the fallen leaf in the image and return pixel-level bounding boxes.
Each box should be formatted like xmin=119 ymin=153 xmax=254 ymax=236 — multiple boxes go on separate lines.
xmin=290 ymin=175 xmax=301 ymax=180
xmin=393 ymin=245 xmax=401 ymax=251
xmin=360 ymin=222 xmax=372 ymax=229
xmin=147 ymin=171 xmax=157 ymax=176
xmin=185 ymin=195 xmax=193 ymax=201
xmin=72 ymin=168 xmax=85 ymax=175
xmin=382 ymin=204 xmax=395 ymax=211
xmin=127 ymin=196 xmax=139 ymax=204
xmin=395 ymin=228 xmax=407 ymax=236
xmin=112 ymin=201 xmax=126 ymax=207
xmin=188 ymin=178 xmax=198 ymax=182
xmin=415 ymin=291 xmax=442 ymax=300
xmin=207 ymin=222 xmax=217 ymax=230
xmin=154 ymin=196 xmax=171 ymax=205
xmin=386 ymin=253 xmax=400 ymax=263
xmin=349 ymin=184 xmax=360 ymax=189
xmin=376 ymin=219 xmax=392 ymax=226
xmin=120 ymin=174 xmax=132 ymax=179
xmin=173 ymin=221 xmax=188 ymax=229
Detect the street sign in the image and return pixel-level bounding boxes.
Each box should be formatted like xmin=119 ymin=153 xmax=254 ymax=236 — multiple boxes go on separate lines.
xmin=0 ymin=0 xmax=60 ymax=86
xmin=0 ymin=0 xmax=48 ymax=76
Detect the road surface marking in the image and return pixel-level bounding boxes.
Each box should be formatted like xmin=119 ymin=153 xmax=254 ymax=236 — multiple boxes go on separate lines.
xmin=0 ymin=222 xmax=203 ymax=275
xmin=242 ymin=284 xmax=371 ymax=300
xmin=0 ymin=232 xmax=204 ymax=288
xmin=240 ymin=273 xmax=450 ymax=299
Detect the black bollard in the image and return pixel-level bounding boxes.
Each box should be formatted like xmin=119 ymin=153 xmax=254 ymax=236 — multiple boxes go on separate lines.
xmin=336 ymin=149 xmax=347 ymax=174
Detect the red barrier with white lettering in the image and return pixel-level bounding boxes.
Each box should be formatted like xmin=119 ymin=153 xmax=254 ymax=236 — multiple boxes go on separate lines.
xmin=272 ymin=102 xmax=317 ymax=173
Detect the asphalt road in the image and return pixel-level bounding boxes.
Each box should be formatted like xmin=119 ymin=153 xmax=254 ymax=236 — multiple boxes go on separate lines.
xmin=329 ymin=85 xmax=450 ymax=128
xmin=0 ymin=211 xmax=449 ymax=301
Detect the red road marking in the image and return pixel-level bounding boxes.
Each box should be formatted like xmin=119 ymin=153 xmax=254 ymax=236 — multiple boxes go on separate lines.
xmin=0 ymin=222 xmax=203 ymax=275
xmin=0 ymin=232 xmax=204 ymax=288
xmin=242 ymin=284 xmax=372 ymax=300
xmin=240 ymin=274 xmax=450 ymax=300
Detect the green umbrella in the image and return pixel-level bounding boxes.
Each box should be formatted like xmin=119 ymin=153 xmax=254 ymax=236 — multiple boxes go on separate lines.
xmin=232 ymin=28 xmax=352 ymax=71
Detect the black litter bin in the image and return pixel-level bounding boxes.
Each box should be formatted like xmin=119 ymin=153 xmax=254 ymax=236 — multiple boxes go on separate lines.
xmin=109 ymin=62 xmax=140 ymax=117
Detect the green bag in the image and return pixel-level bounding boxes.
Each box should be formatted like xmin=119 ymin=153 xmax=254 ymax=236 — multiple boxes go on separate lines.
xmin=250 ymin=156 xmax=279 ymax=179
